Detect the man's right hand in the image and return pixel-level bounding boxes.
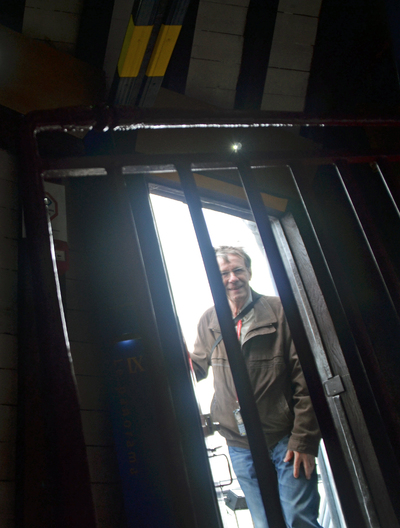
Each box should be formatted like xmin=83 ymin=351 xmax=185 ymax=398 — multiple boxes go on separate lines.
xmin=284 ymin=450 xmax=315 ymax=479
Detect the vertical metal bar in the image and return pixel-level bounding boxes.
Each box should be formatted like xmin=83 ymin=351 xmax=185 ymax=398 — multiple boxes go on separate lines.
xmin=235 ymin=157 xmax=372 ymax=528
xmin=273 ymin=207 xmax=396 ymax=526
xmin=272 ymin=213 xmax=380 ymax=526
xmin=376 ymin=157 xmax=400 ymax=213
xmin=16 ymin=239 xmax=58 ymax=527
xmin=289 ymin=162 xmax=400 ymax=527
xmin=104 ymin=167 xmax=207 ymax=528
xmin=281 ymin=200 xmax=400 ymax=528
xmin=125 ymin=173 xmax=224 ymax=528
xmin=19 ymin=126 xmax=97 ymax=527
xmin=336 ymin=160 xmax=400 ymax=318
xmin=175 ymin=162 xmax=287 ymax=528
xmin=314 ymin=163 xmax=400 ymax=450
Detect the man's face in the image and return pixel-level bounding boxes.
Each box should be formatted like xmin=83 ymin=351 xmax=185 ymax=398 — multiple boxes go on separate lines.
xmin=217 ymin=254 xmax=252 ymax=309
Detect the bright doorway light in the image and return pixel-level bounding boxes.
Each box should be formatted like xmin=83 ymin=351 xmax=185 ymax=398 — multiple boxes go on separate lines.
xmin=150 ymin=193 xmax=332 ymax=528
xmin=149 ymin=193 xmax=276 ymax=412
xmin=150 ymin=194 xmax=276 ymax=350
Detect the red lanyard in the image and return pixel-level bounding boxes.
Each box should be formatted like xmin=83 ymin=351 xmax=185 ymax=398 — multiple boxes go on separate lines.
xmin=236 ymin=318 xmax=242 ymax=339
xmin=235 ymin=319 xmax=243 ymax=404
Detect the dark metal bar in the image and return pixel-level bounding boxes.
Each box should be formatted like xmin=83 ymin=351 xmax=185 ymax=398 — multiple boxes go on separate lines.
xmin=335 ymin=160 xmax=400 ymax=318
xmin=236 ymin=156 xmax=372 ymax=528
xmin=72 ymin=169 xmax=200 ymax=528
xmin=281 ymin=198 xmax=399 ymax=528
xmin=101 ymin=166 xmax=204 ymax=527
xmin=16 ymin=239 xmax=58 ymax=527
xmin=376 ymin=157 xmax=400 ymax=212
xmin=22 ymin=106 xmax=400 ymax=138
xmin=316 ymin=164 xmax=400 ymax=448
xmin=40 ymin=149 xmax=400 ymax=179
xmin=19 ymin=121 xmax=97 ymax=528
xmin=290 ymin=162 xmax=400 ymax=525
xmin=272 ymin=213 xmax=382 ymax=526
xmin=175 ymin=161 xmax=287 ymax=528
xmin=125 ymin=173 xmax=224 ymax=528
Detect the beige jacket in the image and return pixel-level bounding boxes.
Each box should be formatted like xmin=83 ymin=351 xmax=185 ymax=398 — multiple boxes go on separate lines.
xmin=191 ymin=291 xmax=321 ymax=455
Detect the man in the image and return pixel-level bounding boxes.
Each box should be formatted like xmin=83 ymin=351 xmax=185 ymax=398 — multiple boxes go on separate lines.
xmin=191 ymin=246 xmax=321 ymax=528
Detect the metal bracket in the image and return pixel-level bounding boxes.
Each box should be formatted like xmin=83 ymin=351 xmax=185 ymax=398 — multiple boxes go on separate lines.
xmin=323 ymin=375 xmax=345 ymax=397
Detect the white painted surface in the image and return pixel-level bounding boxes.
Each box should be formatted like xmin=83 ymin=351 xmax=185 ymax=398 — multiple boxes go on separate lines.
xmin=187 ymin=0 xmax=322 ymax=111
xmin=261 ymin=2 xmax=322 ymax=111
xmin=23 ymin=0 xmax=83 ymax=53
xmin=186 ymin=0 xmax=248 ymax=108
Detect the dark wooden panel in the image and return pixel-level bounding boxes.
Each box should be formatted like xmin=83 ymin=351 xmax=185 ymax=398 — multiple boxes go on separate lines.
xmin=19 ymin=136 xmax=97 ymax=528
xmin=281 ymin=205 xmax=399 ymax=528
xmin=236 ymin=157 xmax=371 ymax=528
xmin=0 ymin=25 xmax=104 ymax=114
xmin=289 ymin=162 xmax=400 ymax=525
xmin=305 ymin=0 xmax=400 ymax=116
xmin=0 ymin=0 xmax=25 ymax=32
xmin=272 ymin=214 xmax=381 ymax=527
xmin=315 ymin=164 xmax=400 ymax=438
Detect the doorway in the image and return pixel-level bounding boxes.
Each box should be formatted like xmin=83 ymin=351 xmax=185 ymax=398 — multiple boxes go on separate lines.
xmin=19 ymin=107 xmax=400 ymax=528
xmin=149 ymin=191 xmax=338 ymax=528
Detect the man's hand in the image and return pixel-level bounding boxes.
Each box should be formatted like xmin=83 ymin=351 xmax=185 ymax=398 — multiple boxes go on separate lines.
xmin=284 ymin=450 xmax=315 ymax=480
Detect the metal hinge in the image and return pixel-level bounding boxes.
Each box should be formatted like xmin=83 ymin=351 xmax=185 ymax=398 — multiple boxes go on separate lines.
xmin=323 ymin=375 xmax=345 ymax=397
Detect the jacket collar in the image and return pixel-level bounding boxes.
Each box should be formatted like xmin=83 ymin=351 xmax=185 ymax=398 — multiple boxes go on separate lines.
xmin=208 ymin=289 xmax=278 ymax=333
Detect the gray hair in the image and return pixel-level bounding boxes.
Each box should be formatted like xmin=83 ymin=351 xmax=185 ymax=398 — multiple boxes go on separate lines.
xmin=215 ymin=246 xmax=252 ymax=271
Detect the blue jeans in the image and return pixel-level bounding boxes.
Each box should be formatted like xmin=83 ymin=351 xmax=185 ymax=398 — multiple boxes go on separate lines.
xmin=229 ymin=436 xmax=321 ymax=528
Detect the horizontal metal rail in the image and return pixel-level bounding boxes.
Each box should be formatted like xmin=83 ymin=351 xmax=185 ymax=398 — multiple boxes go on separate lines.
xmin=23 ymin=105 xmax=400 ymax=138
xmin=40 ymin=150 xmax=400 ymax=180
